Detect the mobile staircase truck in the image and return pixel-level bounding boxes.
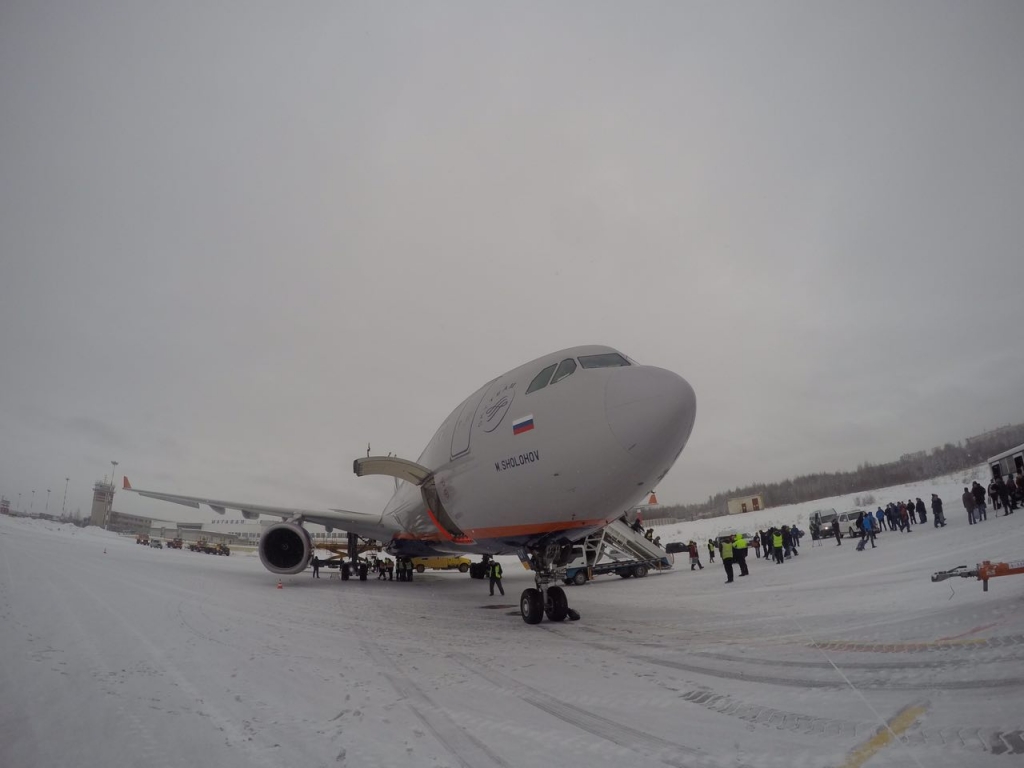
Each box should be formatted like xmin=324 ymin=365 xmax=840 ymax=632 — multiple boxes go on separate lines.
xmin=563 ymin=519 xmax=673 ymax=586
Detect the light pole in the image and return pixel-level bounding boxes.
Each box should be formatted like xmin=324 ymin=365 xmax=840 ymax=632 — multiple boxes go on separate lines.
xmin=45 ymin=489 xmax=51 ymax=515
xmin=62 ymin=478 xmax=69 ymax=517
xmin=107 ymin=461 xmax=119 ymax=528
xmin=17 ymin=493 xmax=21 ymax=513
xmin=30 ymin=490 xmax=35 ymax=513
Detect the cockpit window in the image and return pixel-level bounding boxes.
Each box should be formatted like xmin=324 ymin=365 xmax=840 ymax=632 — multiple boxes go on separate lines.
xmin=550 ymin=358 xmax=577 ymax=385
xmin=578 ymin=353 xmax=631 ymax=369
xmin=526 ymin=363 xmax=557 ymax=394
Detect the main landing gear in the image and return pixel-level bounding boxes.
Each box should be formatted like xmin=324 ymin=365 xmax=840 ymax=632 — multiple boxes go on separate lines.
xmin=520 ymin=543 xmax=581 ymax=625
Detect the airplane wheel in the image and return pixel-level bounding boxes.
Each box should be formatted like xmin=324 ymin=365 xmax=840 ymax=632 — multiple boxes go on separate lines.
xmin=520 ymin=588 xmax=544 ymax=625
xmin=572 ymin=571 xmax=587 ymax=586
xmin=458 ymin=563 xmax=469 ymax=573
xmin=633 ymin=564 xmax=648 ymax=578
xmin=545 ymin=586 xmax=569 ymax=622
xmin=566 ymin=608 xmax=581 ymax=621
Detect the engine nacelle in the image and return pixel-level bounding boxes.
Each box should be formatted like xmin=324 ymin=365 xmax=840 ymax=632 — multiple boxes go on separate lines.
xmin=258 ymin=522 xmax=312 ymax=575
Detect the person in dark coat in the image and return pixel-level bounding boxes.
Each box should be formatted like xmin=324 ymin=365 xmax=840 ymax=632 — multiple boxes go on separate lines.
xmin=707 ymin=539 xmax=716 ymax=563
xmin=832 ymin=519 xmax=842 ymax=546
xmin=962 ymin=487 xmax=976 ymax=524
xmin=996 ymin=478 xmax=1015 ymax=515
xmin=931 ymin=494 xmax=946 ymax=527
xmin=915 ymin=498 xmax=927 ymax=524
xmin=971 ymin=482 xmax=987 ymax=521
xmin=312 ymin=556 xmax=320 ymax=578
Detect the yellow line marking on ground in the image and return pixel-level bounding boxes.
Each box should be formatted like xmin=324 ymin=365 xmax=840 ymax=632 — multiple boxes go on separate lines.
xmin=839 ymin=703 xmax=927 ymax=768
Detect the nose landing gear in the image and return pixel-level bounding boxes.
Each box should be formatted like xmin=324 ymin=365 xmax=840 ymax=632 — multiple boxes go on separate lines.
xmin=519 ymin=544 xmax=581 ymax=624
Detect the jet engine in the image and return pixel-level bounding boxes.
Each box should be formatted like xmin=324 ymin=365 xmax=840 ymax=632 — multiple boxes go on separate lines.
xmin=258 ymin=522 xmax=312 ymax=575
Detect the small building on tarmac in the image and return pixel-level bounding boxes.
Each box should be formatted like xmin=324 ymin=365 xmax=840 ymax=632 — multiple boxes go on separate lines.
xmin=727 ymin=494 xmax=765 ymax=515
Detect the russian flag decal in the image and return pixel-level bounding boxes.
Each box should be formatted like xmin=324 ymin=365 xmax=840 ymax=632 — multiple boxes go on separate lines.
xmin=512 ymin=414 xmax=535 ymax=435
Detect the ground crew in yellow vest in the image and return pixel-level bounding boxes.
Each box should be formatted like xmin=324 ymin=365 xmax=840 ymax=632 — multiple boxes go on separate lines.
xmin=772 ymin=529 xmax=784 ymax=564
xmin=732 ymin=532 xmax=749 ymax=577
xmin=720 ymin=536 xmax=735 ymax=583
xmin=489 ymin=559 xmax=504 ymax=596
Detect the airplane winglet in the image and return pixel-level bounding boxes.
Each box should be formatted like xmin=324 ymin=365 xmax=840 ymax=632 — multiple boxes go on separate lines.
xmin=123 ymin=476 xmax=132 ymax=490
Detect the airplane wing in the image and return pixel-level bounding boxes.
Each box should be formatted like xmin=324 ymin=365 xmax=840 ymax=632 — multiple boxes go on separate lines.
xmin=121 ymin=476 xmax=395 ymax=542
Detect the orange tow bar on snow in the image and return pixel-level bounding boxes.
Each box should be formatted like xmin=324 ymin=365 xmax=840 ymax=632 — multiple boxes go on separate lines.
xmin=932 ymin=559 xmax=1024 ymax=591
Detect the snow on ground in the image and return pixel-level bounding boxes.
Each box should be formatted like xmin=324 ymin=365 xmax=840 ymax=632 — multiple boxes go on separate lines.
xmin=2 ymin=465 xmax=1023 ymax=768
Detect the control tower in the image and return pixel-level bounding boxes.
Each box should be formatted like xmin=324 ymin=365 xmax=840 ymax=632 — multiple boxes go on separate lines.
xmin=89 ymin=480 xmax=115 ymax=528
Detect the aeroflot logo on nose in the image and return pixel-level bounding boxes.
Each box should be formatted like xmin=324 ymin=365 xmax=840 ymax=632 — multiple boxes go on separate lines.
xmin=495 ymin=450 xmax=540 ymax=472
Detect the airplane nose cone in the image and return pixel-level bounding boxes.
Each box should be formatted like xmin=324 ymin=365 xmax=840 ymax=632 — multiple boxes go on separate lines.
xmin=605 ymin=366 xmax=697 ymax=467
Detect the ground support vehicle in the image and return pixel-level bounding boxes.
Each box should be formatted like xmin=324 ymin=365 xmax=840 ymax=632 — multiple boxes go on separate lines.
xmin=136 ymin=533 xmax=150 ymax=545
xmin=166 ymin=538 xmax=183 ymax=549
xmin=561 ymin=519 xmax=673 ymax=586
xmin=149 ymin=539 xmax=163 ymax=549
xmin=412 ymin=556 xmax=471 ymax=573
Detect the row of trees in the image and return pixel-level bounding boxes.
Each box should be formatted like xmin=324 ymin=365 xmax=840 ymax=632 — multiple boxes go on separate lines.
xmin=660 ymin=424 xmax=1024 ymax=522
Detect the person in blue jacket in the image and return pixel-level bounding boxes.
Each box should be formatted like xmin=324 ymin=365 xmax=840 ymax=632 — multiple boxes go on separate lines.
xmin=861 ymin=512 xmax=876 ymax=548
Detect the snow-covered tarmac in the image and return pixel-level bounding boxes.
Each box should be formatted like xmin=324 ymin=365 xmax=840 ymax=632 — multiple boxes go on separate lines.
xmin=2 ymin=468 xmax=1023 ymax=768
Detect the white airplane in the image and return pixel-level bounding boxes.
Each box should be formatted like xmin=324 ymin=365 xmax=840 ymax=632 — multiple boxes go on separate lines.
xmin=123 ymin=345 xmax=696 ymax=624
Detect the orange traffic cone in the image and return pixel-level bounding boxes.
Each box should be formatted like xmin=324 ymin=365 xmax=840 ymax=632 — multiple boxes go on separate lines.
xmin=276 ymin=579 xmax=283 ymax=589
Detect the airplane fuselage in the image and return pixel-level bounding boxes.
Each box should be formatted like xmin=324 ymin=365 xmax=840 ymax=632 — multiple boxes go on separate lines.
xmin=376 ymin=345 xmax=696 ymax=556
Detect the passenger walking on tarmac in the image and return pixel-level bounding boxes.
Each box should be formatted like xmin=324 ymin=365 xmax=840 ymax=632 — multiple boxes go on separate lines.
xmin=733 ymin=532 xmax=749 ymax=576
xmin=831 ymin=519 xmax=842 ymax=546
xmin=972 ymin=482 xmax=988 ymax=521
xmin=861 ymin=512 xmax=876 ymax=548
xmin=406 ymin=558 xmax=415 ymax=582
xmin=963 ymin=487 xmax=977 ymax=524
xmin=997 ymin=478 xmax=1015 ymax=515
xmin=312 ymin=556 xmax=320 ymax=578
xmin=931 ymin=494 xmax=946 ymax=527
xmin=707 ymin=539 xmax=716 ymax=563
xmin=908 ymin=501 xmax=918 ymax=524
xmin=387 ymin=559 xmax=394 ymax=580
xmin=898 ymin=503 xmax=911 ymax=532
xmin=489 ymin=559 xmax=505 ymax=596
xmin=751 ymin=534 xmax=761 ymax=559
xmin=688 ymin=540 xmax=704 ymax=570
xmin=721 ymin=536 xmax=735 ymax=583
xmin=875 ymin=507 xmax=885 ymax=534
xmin=916 ymin=498 xmax=927 ymax=524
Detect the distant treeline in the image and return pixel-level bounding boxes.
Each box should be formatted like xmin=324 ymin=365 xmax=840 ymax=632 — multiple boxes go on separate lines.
xmin=661 ymin=423 xmax=1024 ymax=522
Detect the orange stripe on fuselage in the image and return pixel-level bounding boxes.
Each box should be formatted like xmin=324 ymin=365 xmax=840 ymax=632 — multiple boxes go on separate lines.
xmin=391 ymin=518 xmax=607 ymax=543
xmin=464 ymin=518 xmax=607 ymax=540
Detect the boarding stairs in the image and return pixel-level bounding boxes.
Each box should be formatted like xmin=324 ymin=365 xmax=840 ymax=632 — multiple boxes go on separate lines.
xmin=575 ymin=519 xmax=674 ymax=569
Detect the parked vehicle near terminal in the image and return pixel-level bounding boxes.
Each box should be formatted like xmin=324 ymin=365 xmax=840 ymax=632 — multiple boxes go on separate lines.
xmin=149 ymin=539 xmax=163 ymax=549
xmin=166 ymin=538 xmax=183 ymax=549
xmin=136 ymin=533 xmax=150 ymax=545
xmin=411 ymin=555 xmax=471 ymax=573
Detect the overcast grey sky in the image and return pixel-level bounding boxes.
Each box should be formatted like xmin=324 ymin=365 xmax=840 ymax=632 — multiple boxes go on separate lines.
xmin=2 ymin=2 xmax=1023 ymax=522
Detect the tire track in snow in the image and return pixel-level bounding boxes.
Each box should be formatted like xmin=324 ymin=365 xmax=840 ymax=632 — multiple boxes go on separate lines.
xmin=352 ymin=627 xmax=511 ymax=768
xmin=546 ymin=624 xmax=1024 ymax=692
xmin=448 ymin=652 xmax=722 ymax=768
